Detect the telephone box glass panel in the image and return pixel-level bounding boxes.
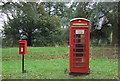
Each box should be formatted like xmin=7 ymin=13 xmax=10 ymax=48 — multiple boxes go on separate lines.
xmin=76 ymin=53 xmax=84 ymax=57
xmin=75 ymin=49 xmax=85 ymax=52
xmin=75 ymin=44 xmax=85 ymax=48
xmin=75 ymin=35 xmax=85 ymax=38
xmin=75 ymin=39 xmax=85 ymax=43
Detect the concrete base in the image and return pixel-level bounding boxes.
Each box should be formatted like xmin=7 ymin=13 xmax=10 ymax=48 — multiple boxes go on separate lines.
xmin=69 ymin=72 xmax=89 ymax=76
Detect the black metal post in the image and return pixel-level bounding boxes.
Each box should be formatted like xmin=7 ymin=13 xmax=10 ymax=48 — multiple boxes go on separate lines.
xmin=22 ymin=55 xmax=24 ymax=73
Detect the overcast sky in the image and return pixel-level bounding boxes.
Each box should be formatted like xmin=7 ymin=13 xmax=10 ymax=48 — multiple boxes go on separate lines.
xmin=0 ymin=2 xmax=5 ymax=30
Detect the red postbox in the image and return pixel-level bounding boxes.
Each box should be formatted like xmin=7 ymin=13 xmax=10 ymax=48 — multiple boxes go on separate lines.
xmin=19 ymin=40 xmax=27 ymax=55
xmin=69 ymin=18 xmax=90 ymax=75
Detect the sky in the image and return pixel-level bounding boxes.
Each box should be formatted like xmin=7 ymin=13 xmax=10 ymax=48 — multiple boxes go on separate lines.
xmin=0 ymin=11 xmax=7 ymax=30
xmin=0 ymin=2 xmax=7 ymax=31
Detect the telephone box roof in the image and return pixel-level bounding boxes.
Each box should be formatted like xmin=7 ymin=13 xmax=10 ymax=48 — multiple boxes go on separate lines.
xmin=70 ymin=18 xmax=90 ymax=22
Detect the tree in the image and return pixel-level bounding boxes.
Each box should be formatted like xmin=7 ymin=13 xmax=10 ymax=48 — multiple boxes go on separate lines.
xmin=75 ymin=2 xmax=90 ymax=18
xmin=74 ymin=2 xmax=118 ymax=45
xmin=118 ymin=2 xmax=120 ymax=45
xmin=2 ymin=2 xmax=61 ymax=46
xmin=91 ymin=2 xmax=118 ymax=45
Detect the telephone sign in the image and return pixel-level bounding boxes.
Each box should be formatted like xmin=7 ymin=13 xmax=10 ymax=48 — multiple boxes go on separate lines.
xmin=69 ymin=18 xmax=90 ymax=75
xmin=19 ymin=40 xmax=27 ymax=55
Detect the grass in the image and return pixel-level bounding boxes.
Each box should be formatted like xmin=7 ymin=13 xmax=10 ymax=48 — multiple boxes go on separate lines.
xmin=2 ymin=47 xmax=69 ymax=61
xmin=2 ymin=47 xmax=118 ymax=79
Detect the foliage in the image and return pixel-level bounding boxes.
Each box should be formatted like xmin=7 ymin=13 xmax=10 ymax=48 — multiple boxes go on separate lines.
xmin=32 ymin=15 xmax=61 ymax=46
xmin=2 ymin=2 xmax=61 ymax=46
xmin=75 ymin=2 xmax=118 ymax=45
xmin=1 ymin=2 xmax=119 ymax=47
xmin=59 ymin=28 xmax=69 ymax=46
xmin=118 ymin=2 xmax=120 ymax=45
xmin=90 ymin=2 xmax=118 ymax=45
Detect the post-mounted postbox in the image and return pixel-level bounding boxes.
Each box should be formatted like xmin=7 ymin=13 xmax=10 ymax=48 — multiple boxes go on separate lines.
xmin=19 ymin=40 xmax=27 ymax=55
xmin=69 ymin=18 xmax=90 ymax=75
xmin=19 ymin=40 xmax=27 ymax=73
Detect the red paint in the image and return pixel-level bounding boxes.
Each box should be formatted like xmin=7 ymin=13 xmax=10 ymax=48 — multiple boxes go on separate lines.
xmin=69 ymin=18 xmax=90 ymax=73
xmin=19 ymin=40 xmax=27 ymax=55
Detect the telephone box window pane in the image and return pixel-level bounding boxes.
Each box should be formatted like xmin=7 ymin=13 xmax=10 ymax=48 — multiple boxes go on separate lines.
xmin=75 ymin=39 xmax=85 ymax=43
xmin=75 ymin=35 xmax=80 ymax=38
xmin=75 ymin=58 xmax=82 ymax=62
xmin=76 ymin=44 xmax=84 ymax=48
xmin=75 ymin=35 xmax=85 ymax=38
xmin=75 ymin=63 xmax=80 ymax=67
xmin=75 ymin=58 xmax=85 ymax=63
xmin=76 ymin=54 xmax=84 ymax=57
xmin=76 ymin=49 xmax=84 ymax=52
xmin=74 ymin=63 xmax=85 ymax=67
xmin=75 ymin=30 xmax=84 ymax=34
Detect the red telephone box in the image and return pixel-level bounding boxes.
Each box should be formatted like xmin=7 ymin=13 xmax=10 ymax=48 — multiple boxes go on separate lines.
xmin=19 ymin=40 xmax=27 ymax=55
xmin=69 ymin=18 xmax=90 ymax=75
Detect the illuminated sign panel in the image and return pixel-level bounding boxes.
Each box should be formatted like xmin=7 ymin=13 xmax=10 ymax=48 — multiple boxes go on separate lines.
xmin=73 ymin=23 xmax=87 ymax=25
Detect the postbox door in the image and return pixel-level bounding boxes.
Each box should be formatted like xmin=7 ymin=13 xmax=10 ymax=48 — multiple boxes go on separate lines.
xmin=19 ymin=43 xmax=24 ymax=54
xmin=19 ymin=40 xmax=27 ymax=55
xmin=70 ymin=27 xmax=89 ymax=72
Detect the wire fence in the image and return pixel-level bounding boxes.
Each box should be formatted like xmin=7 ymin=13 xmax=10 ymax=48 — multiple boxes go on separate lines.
xmin=90 ymin=44 xmax=118 ymax=59
xmin=2 ymin=44 xmax=118 ymax=61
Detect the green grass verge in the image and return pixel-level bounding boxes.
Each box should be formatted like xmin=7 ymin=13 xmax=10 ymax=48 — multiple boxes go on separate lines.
xmin=2 ymin=47 xmax=118 ymax=79
xmin=2 ymin=47 xmax=69 ymax=61
xmin=2 ymin=59 xmax=118 ymax=79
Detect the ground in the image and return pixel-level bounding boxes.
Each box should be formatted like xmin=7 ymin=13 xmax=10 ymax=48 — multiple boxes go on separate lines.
xmin=2 ymin=47 xmax=118 ymax=79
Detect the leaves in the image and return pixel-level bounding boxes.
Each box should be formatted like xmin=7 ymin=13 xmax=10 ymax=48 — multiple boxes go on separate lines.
xmin=2 ymin=2 xmax=61 ymax=46
xmin=1 ymin=2 xmax=118 ymax=47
